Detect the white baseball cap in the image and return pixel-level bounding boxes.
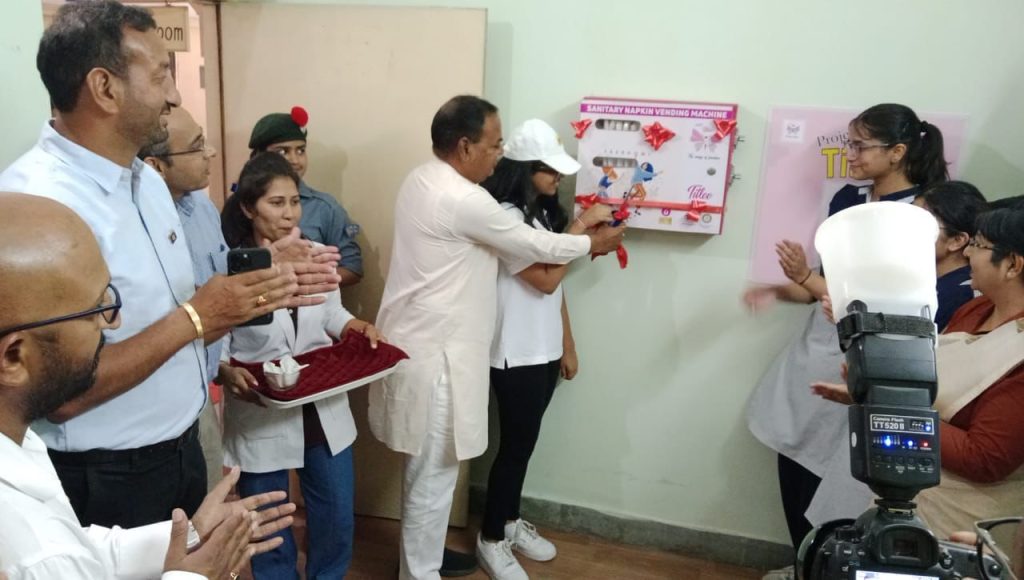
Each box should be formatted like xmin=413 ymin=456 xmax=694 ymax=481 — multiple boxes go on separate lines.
xmin=503 ymin=119 xmax=582 ymax=176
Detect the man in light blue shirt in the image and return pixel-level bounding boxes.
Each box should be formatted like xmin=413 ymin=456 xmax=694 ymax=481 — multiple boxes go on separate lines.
xmin=0 ymin=0 xmax=304 ymax=529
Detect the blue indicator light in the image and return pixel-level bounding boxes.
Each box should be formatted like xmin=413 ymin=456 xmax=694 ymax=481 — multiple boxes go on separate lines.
xmin=884 ymin=436 xmax=893 ymax=447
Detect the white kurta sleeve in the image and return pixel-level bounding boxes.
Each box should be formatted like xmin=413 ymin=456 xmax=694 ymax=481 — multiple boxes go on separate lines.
xmin=453 ymin=190 xmax=590 ymax=273
xmin=83 ymin=521 xmax=173 ymax=579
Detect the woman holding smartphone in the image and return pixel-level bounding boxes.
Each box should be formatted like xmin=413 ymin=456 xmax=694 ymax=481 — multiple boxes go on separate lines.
xmin=218 ymin=152 xmax=382 ymax=579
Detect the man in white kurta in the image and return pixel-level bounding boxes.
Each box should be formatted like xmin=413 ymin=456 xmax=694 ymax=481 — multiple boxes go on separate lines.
xmin=368 ymin=96 xmax=623 ymax=580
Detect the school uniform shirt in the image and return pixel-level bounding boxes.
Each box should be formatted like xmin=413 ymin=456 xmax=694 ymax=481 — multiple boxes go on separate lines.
xmin=368 ymin=159 xmax=591 ymax=460
xmin=0 ymin=429 xmax=203 ymax=580
xmin=0 ymin=123 xmax=207 ymax=451
xmin=490 ymin=204 xmax=565 ymax=368
xmin=935 ymin=265 xmax=973 ymax=332
xmin=222 ymin=285 xmax=357 ymax=473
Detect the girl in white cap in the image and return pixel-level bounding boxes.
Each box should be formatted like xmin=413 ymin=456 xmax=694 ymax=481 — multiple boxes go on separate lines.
xmin=475 ymin=119 xmax=612 ymax=580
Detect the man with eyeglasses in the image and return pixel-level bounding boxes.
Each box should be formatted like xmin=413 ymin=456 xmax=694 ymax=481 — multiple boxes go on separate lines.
xmin=139 ymin=105 xmax=231 ymax=492
xmin=0 ymin=193 xmax=299 ymax=580
xmin=0 ymin=0 xmax=339 ymax=531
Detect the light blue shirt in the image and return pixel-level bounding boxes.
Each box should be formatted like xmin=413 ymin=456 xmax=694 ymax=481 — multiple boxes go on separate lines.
xmin=175 ymin=191 xmax=228 ymax=376
xmin=298 ymin=182 xmax=363 ymax=275
xmin=0 ymin=123 xmax=207 ymax=451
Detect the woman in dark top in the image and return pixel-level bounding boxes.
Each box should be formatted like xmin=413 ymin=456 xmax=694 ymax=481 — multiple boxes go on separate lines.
xmin=913 ymin=180 xmax=988 ymax=330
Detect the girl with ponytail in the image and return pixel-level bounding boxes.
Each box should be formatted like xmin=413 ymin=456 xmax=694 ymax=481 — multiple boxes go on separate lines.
xmin=745 ymin=104 xmax=950 ymax=580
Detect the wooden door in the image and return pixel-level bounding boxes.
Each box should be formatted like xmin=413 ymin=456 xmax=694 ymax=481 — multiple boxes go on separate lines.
xmin=218 ymin=2 xmax=486 ymax=523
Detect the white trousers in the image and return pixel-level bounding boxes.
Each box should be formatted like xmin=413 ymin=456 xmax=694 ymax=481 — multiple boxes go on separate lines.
xmin=399 ymin=362 xmax=460 ymax=580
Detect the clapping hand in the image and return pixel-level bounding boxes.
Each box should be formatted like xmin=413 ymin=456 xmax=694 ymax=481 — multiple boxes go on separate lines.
xmin=191 ymin=467 xmax=297 ymax=555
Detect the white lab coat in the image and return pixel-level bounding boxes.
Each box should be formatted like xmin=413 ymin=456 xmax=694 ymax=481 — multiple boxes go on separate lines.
xmin=368 ymin=159 xmax=591 ymax=460
xmin=222 ymin=287 xmax=357 ymax=473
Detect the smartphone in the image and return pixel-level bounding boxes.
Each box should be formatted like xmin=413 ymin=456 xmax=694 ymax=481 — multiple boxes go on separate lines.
xmin=227 ymin=247 xmax=273 ymax=326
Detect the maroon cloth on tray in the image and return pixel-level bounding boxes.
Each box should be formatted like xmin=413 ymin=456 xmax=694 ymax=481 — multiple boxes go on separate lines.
xmin=231 ymin=330 xmax=409 ymax=402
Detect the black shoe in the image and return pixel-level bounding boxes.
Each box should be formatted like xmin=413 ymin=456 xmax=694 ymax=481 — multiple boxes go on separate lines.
xmin=440 ymin=547 xmax=479 ymax=577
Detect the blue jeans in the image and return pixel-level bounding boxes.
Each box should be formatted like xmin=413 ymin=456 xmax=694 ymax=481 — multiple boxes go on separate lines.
xmin=237 ymin=444 xmax=354 ymax=579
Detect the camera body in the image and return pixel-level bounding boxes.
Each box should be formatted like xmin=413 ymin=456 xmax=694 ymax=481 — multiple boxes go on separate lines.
xmin=799 ymin=306 xmax=1005 ymax=580
xmin=803 ymin=505 xmax=1001 ymax=579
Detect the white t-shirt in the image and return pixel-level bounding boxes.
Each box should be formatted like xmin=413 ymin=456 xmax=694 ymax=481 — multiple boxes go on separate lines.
xmin=490 ymin=204 xmax=565 ymax=368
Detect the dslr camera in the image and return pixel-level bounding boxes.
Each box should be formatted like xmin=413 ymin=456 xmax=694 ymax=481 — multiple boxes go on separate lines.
xmin=797 ymin=303 xmax=1007 ymax=580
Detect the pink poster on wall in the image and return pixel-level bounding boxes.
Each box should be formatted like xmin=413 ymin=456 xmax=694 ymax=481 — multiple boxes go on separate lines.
xmin=748 ymin=106 xmax=969 ymax=285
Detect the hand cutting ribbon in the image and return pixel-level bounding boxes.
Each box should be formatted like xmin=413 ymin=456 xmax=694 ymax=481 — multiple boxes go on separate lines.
xmin=711 ymin=119 xmax=737 ymax=142
xmin=570 ymin=119 xmax=593 ymax=139
xmin=576 ymin=194 xmax=631 ymax=269
xmin=642 ymin=121 xmax=676 ymax=151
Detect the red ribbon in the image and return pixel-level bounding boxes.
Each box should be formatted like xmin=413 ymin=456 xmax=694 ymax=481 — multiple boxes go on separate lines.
xmin=615 ymin=244 xmax=629 ymax=269
xmin=570 ymin=119 xmax=593 ymax=139
xmin=642 ymin=122 xmax=676 ymax=151
xmin=576 ymin=195 xmax=630 ymax=268
xmin=577 ymin=193 xmax=599 ymax=209
xmin=575 ymin=195 xmax=722 ymax=214
xmin=711 ymin=119 xmax=737 ymax=142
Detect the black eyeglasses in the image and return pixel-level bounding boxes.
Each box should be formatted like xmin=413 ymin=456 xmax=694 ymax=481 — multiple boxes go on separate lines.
xmin=975 ymin=516 xmax=1021 ymax=580
xmin=968 ymin=237 xmax=999 ymax=251
xmin=164 ymin=138 xmax=211 ymax=157
xmin=843 ymin=140 xmax=891 ymax=156
xmin=0 ymin=283 xmax=121 ymax=337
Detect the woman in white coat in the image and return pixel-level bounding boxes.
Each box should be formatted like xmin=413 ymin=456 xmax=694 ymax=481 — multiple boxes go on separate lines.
xmin=218 ymin=152 xmax=382 ymax=579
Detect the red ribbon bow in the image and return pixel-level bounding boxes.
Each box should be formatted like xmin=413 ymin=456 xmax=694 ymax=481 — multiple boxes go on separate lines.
xmin=711 ymin=119 xmax=737 ymax=142
xmin=642 ymin=121 xmax=676 ymax=151
xmin=685 ymin=199 xmax=708 ymax=222
xmin=570 ymin=119 xmax=593 ymax=139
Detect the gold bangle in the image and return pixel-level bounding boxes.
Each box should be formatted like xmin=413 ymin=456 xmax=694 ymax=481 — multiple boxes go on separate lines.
xmin=574 ymin=216 xmax=586 ymax=230
xmin=181 ymin=302 xmax=204 ymax=340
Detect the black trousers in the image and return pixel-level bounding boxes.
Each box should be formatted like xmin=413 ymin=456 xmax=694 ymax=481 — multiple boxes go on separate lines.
xmin=778 ymin=453 xmax=822 ymax=551
xmin=48 ymin=421 xmax=207 ymax=528
xmin=481 ymin=360 xmax=561 ymax=541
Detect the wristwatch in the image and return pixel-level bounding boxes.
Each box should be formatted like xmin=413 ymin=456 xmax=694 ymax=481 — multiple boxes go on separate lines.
xmin=187 ymin=520 xmax=201 ymax=552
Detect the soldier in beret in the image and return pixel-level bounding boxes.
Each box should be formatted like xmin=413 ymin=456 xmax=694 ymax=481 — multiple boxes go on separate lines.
xmin=249 ymin=107 xmax=364 ymax=287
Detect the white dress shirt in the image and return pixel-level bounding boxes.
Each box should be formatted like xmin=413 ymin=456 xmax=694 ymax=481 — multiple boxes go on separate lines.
xmin=0 ymin=123 xmax=207 ymax=451
xmin=368 ymin=159 xmax=591 ymax=460
xmin=0 ymin=429 xmax=204 ymax=580
xmin=222 ymin=286 xmax=357 ymax=473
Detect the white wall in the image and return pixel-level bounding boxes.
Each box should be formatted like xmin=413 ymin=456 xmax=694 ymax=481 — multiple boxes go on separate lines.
xmin=1 ymin=0 xmax=48 ymax=168
xmin=6 ymin=0 xmax=1024 ymax=545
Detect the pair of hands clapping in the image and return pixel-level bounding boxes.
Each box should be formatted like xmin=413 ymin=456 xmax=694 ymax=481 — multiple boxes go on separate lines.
xmin=163 ymin=467 xmax=296 ymax=578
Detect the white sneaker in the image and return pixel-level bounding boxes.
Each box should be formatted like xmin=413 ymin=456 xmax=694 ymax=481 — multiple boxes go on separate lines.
xmin=476 ymin=533 xmax=528 ymax=580
xmin=504 ymin=518 xmax=557 ymax=562
xmin=761 ymin=564 xmax=795 ymax=580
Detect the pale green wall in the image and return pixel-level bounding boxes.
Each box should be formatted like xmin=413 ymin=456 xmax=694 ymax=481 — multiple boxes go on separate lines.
xmin=1 ymin=0 xmax=48 ymax=168
xmin=5 ymin=0 xmax=1024 ymax=546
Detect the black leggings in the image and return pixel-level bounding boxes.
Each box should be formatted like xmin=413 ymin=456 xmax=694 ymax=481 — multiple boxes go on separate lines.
xmin=481 ymin=360 xmax=562 ymax=541
xmin=778 ymin=453 xmax=822 ymax=551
